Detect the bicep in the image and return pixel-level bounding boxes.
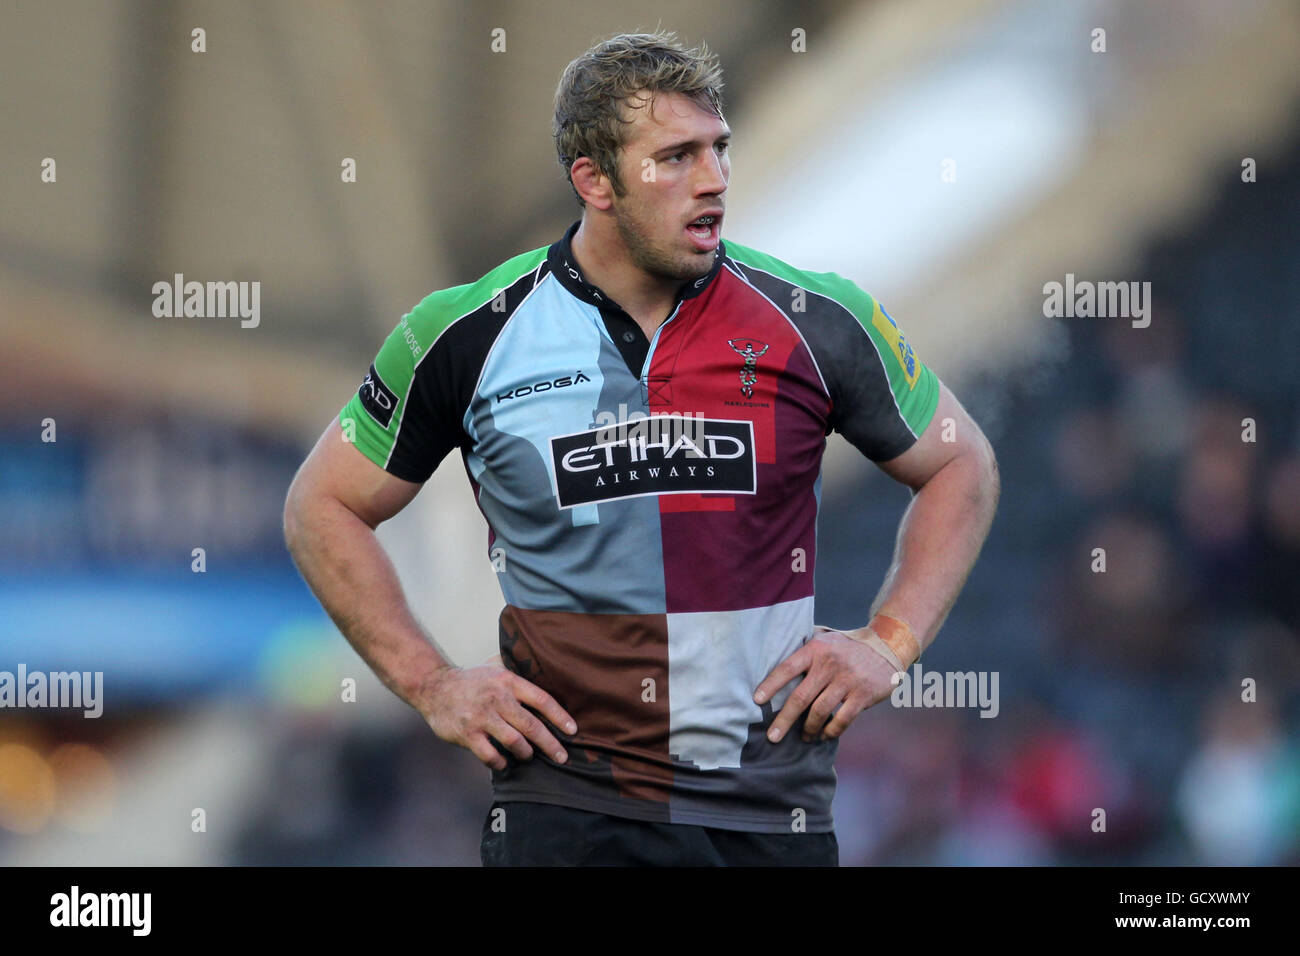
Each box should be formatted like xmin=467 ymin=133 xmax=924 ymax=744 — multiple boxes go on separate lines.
xmin=288 ymin=417 xmax=423 ymax=529
xmin=875 ymin=380 xmax=991 ymax=491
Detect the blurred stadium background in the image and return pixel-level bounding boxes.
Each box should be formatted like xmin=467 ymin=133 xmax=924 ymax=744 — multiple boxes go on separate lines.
xmin=2 ymin=0 xmax=1299 ymax=865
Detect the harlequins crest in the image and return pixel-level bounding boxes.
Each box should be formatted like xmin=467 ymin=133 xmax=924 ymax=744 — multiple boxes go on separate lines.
xmin=727 ymin=338 xmax=770 ymax=398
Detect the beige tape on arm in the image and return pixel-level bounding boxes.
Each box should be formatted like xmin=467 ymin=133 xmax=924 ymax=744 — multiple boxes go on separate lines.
xmin=867 ymin=614 xmax=921 ymax=669
xmin=853 ymin=631 xmax=906 ymax=675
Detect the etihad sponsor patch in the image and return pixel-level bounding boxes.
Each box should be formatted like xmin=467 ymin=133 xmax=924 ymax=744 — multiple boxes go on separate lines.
xmin=550 ymin=417 xmax=756 ymax=508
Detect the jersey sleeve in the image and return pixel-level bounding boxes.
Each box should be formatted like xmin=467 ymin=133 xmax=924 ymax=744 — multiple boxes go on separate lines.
xmin=338 ymin=312 xmax=464 ymax=484
xmin=822 ymin=286 xmax=940 ymax=462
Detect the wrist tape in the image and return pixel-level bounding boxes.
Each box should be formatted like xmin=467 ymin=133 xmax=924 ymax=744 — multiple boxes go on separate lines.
xmin=864 ymin=614 xmax=921 ymax=671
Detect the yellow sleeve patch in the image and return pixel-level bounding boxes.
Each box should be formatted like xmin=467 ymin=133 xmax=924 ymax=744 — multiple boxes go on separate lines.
xmin=870 ymin=301 xmax=920 ymax=390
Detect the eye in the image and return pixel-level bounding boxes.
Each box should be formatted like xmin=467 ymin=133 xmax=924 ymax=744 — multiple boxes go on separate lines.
xmin=716 ymin=141 xmax=730 ymax=154
xmin=668 ymin=151 xmax=688 ymax=163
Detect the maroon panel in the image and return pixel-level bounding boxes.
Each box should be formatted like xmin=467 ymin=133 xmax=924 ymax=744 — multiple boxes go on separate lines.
xmin=651 ymin=271 xmax=831 ymax=613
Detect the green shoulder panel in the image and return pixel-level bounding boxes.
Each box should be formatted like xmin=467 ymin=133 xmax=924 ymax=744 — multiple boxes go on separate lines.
xmin=725 ymin=240 xmax=940 ymax=439
xmin=339 ymin=245 xmax=549 ymax=470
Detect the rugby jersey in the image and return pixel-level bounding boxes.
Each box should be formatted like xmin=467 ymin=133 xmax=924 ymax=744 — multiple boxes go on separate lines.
xmin=340 ymin=219 xmax=939 ymax=832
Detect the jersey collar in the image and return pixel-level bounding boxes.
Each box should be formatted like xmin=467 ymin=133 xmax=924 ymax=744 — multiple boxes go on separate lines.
xmin=546 ymin=218 xmax=726 ymax=311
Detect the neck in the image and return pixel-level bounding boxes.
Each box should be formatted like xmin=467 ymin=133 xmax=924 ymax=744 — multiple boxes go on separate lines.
xmin=570 ymin=215 xmax=683 ymax=329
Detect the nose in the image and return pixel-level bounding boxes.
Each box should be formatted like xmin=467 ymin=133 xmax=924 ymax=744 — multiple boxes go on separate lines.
xmin=698 ymin=147 xmax=728 ymax=196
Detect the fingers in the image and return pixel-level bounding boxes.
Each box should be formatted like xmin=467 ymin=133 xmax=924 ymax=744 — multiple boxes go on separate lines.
xmin=457 ymin=674 xmax=577 ymax=770
xmin=500 ymin=698 xmax=569 ymax=764
xmin=759 ymin=631 xmax=893 ymax=745
xmin=801 ymin=682 xmax=852 ymax=739
xmin=766 ymin=668 xmax=831 ymax=743
xmin=509 ymin=675 xmax=578 ymax=737
xmin=754 ymin=642 xmax=812 ymax=707
xmin=466 ymin=732 xmax=509 ymax=771
xmin=819 ymin=693 xmax=869 ymax=741
xmin=483 ymin=713 xmax=534 ymax=762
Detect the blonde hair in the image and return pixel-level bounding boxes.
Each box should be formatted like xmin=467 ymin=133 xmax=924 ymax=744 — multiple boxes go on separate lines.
xmin=553 ymin=30 xmax=725 ymax=206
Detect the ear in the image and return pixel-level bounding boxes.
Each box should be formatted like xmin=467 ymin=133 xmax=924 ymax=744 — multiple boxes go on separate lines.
xmin=570 ymin=155 xmax=616 ymax=211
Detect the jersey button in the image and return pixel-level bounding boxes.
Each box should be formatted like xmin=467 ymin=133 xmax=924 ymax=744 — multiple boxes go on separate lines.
xmin=622 ymin=331 xmax=635 ymax=343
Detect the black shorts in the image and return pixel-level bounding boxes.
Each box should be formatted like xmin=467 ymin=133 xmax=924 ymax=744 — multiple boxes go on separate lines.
xmin=480 ymin=800 xmax=838 ymax=867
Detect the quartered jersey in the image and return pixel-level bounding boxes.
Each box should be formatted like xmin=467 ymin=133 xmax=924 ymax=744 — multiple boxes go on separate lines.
xmin=340 ymin=219 xmax=940 ymax=833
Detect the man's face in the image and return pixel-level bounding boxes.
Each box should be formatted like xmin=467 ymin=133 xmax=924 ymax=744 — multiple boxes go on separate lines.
xmin=608 ymin=90 xmax=730 ymax=282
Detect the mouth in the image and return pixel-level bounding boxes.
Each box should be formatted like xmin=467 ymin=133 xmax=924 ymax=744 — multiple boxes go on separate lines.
xmin=685 ymin=211 xmax=722 ymax=251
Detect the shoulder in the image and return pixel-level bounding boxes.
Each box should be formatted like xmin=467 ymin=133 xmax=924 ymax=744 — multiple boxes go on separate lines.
xmin=723 ymin=239 xmax=879 ymax=325
xmin=400 ymin=243 xmax=551 ymax=357
xmin=724 ymin=238 xmax=921 ymax=384
xmin=723 ymin=239 xmax=936 ymax=453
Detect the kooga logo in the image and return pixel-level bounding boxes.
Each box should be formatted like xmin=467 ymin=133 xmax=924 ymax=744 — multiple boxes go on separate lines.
xmin=550 ymin=417 xmax=755 ymax=508
xmin=496 ymin=371 xmax=590 ymax=403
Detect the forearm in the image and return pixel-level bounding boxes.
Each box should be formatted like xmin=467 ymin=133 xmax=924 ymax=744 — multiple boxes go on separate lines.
xmin=284 ymin=494 xmax=453 ymax=714
xmin=868 ymin=448 xmax=999 ymax=655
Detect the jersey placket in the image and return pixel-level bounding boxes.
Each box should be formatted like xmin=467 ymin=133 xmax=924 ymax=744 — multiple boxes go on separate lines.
xmin=598 ymin=301 xmax=686 ymax=406
xmin=599 ymin=308 xmax=651 ymax=379
xmin=639 ymin=301 xmax=684 ymax=407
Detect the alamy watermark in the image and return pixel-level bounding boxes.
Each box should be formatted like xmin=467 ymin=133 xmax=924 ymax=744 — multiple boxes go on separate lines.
xmin=50 ymin=886 xmax=150 ymax=936
xmin=592 ymin=404 xmax=708 ymax=449
xmin=151 ymin=273 xmax=260 ymax=328
xmin=890 ymin=662 xmax=999 ymax=718
xmin=0 ymin=664 xmax=103 ymax=718
xmin=1042 ymin=273 xmax=1151 ymax=328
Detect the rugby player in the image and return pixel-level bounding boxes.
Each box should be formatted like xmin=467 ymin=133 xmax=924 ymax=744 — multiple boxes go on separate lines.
xmin=284 ymin=30 xmax=1000 ymax=866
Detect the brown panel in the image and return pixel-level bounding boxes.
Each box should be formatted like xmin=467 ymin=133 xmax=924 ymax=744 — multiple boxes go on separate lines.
xmin=499 ymin=605 xmax=673 ymax=802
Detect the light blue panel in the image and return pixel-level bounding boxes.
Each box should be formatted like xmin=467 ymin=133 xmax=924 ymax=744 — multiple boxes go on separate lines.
xmin=463 ymin=274 xmax=668 ymax=614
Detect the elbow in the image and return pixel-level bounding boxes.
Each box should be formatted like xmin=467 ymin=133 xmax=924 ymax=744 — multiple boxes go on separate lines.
xmin=976 ymin=439 xmax=1000 ymax=515
xmin=950 ymin=436 xmax=999 ymax=514
xmin=283 ymin=474 xmax=308 ymax=558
